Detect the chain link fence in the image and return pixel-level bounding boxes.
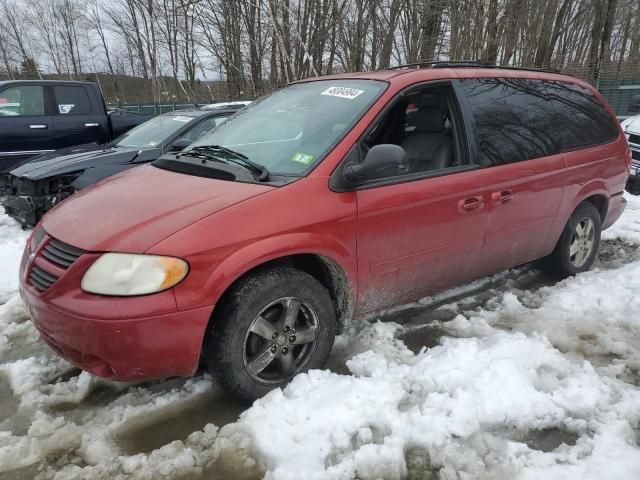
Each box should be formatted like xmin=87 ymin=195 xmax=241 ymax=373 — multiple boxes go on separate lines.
xmin=559 ymin=62 xmax=640 ymax=118
xmin=107 ymin=62 xmax=640 ymax=119
xmin=107 ymin=102 xmax=210 ymax=115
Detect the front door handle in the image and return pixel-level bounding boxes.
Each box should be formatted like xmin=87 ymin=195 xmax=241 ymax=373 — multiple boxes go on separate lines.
xmin=458 ymin=196 xmax=485 ymax=213
xmin=85 ymin=123 xmax=99 ymax=127
xmin=491 ymin=190 xmax=514 ymax=204
xmin=29 ymin=124 xmax=48 ymax=129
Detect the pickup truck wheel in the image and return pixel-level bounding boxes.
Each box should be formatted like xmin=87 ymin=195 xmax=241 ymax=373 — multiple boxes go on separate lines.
xmin=203 ymin=266 xmax=336 ymax=401
xmin=544 ymin=201 xmax=601 ymax=278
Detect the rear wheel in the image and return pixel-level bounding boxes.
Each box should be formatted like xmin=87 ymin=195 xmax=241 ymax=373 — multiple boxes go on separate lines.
xmin=203 ymin=266 xmax=336 ymax=401
xmin=544 ymin=201 xmax=601 ymax=278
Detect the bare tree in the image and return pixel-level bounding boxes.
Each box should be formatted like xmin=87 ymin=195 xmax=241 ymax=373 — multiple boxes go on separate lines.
xmin=1 ymin=0 xmax=639 ymax=105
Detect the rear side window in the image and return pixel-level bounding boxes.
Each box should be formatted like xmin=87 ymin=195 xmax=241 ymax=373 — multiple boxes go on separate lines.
xmin=53 ymin=86 xmax=92 ymax=115
xmin=460 ymin=78 xmax=619 ymax=166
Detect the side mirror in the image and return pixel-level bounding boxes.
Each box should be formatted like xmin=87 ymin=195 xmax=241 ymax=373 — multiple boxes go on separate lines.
xmin=168 ymin=138 xmax=193 ymax=152
xmin=344 ymin=144 xmax=409 ymax=184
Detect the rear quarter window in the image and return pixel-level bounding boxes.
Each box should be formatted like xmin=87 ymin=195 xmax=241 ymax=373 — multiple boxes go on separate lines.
xmin=460 ymin=78 xmax=619 ymax=166
xmin=53 ymin=86 xmax=93 ymax=115
xmin=544 ymin=81 xmax=619 ymax=151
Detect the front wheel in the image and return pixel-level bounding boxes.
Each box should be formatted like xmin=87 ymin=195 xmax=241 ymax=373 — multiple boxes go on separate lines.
xmin=203 ymin=266 xmax=337 ymax=401
xmin=544 ymin=201 xmax=601 ymax=278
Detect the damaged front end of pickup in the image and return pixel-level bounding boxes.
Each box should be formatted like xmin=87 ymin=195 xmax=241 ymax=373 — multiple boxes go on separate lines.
xmin=0 ymin=173 xmax=80 ymax=228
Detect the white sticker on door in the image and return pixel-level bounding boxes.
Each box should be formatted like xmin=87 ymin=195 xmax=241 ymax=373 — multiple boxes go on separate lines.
xmin=320 ymin=87 xmax=365 ymax=100
xmin=58 ymin=104 xmax=75 ymax=114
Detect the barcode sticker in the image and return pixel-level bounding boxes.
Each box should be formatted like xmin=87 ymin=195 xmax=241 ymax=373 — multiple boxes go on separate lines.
xmin=321 ymin=87 xmax=365 ymax=100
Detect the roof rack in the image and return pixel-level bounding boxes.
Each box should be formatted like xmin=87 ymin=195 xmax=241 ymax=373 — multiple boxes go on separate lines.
xmin=385 ymin=60 xmax=563 ymax=75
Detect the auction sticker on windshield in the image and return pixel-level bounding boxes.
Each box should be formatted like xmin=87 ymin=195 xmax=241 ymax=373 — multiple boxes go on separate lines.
xmin=321 ymin=87 xmax=364 ymax=100
xmin=291 ymin=152 xmax=315 ymax=164
xmin=172 ymin=116 xmax=192 ymax=123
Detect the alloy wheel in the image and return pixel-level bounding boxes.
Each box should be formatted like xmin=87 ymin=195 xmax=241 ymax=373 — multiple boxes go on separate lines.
xmin=243 ymin=297 xmax=319 ymax=384
xmin=569 ymin=217 xmax=595 ymax=268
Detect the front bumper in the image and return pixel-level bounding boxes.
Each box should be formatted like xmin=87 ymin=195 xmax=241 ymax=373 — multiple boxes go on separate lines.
xmin=20 ymin=231 xmax=214 ymax=381
xmin=23 ymin=287 xmax=213 ymax=380
xmin=627 ymin=134 xmax=640 ymax=194
xmin=627 ymin=154 xmax=640 ymax=194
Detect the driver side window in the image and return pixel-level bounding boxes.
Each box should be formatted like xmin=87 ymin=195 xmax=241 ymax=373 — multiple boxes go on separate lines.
xmin=364 ymin=84 xmax=466 ymax=176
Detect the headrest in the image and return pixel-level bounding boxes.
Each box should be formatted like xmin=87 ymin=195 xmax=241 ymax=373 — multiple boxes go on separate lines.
xmin=413 ymin=105 xmax=445 ymax=134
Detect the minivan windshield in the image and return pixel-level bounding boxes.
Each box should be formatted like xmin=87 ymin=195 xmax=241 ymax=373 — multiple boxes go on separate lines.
xmin=184 ymin=79 xmax=386 ymax=176
xmin=114 ymin=114 xmax=195 ymax=148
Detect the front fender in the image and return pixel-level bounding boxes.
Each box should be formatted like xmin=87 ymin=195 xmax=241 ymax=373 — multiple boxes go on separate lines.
xmin=72 ymin=164 xmax=137 ymax=189
xmin=173 ymin=232 xmax=357 ymax=315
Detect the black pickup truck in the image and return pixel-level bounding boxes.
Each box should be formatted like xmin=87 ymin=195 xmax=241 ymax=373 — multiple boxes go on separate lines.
xmin=0 ymin=80 xmax=150 ymax=171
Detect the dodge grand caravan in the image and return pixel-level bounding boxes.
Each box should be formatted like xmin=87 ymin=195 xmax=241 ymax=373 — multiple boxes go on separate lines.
xmin=19 ymin=64 xmax=630 ymax=400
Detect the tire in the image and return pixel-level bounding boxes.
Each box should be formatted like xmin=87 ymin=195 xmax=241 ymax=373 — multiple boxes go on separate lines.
xmin=202 ymin=266 xmax=337 ymax=401
xmin=544 ymin=201 xmax=601 ymax=278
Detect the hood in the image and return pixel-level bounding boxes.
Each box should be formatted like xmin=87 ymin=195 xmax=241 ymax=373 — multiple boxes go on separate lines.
xmin=623 ymin=114 xmax=640 ymax=135
xmin=42 ymin=164 xmax=274 ymax=252
xmin=11 ymin=146 xmax=159 ymax=180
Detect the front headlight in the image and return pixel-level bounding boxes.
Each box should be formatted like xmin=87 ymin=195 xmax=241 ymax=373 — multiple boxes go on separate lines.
xmin=81 ymin=253 xmax=189 ymax=296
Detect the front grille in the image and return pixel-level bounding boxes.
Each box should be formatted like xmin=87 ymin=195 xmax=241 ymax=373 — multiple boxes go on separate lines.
xmin=41 ymin=238 xmax=85 ymax=268
xmin=629 ymin=133 xmax=640 ymax=146
xmin=32 ymin=226 xmax=46 ymax=247
xmin=27 ymin=235 xmax=85 ymax=292
xmin=29 ymin=265 xmax=58 ymax=292
xmin=632 ymin=149 xmax=640 ymax=161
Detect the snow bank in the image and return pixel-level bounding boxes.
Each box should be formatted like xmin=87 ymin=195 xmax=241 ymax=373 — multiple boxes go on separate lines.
xmin=0 ymin=207 xmax=28 ymax=297
xmin=603 ymin=192 xmax=640 ymax=244
xmin=214 ymin=328 xmax=640 ymax=480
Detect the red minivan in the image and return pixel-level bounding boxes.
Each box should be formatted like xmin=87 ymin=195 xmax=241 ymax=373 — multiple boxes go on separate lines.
xmin=19 ymin=65 xmax=630 ymax=400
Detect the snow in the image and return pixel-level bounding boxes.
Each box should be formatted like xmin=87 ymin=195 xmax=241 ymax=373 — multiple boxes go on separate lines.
xmin=1 ymin=197 xmax=640 ymax=478
xmin=0 ymin=207 xmax=28 ymax=299
xmin=603 ymin=194 xmax=640 ymax=244
xmin=200 ymin=101 xmax=253 ymax=110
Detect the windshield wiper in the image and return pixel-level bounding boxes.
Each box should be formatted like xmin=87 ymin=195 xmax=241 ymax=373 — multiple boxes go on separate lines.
xmin=182 ymin=145 xmax=269 ymax=181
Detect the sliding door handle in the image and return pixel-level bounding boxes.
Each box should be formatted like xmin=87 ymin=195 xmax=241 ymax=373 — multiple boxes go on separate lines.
xmin=491 ymin=190 xmax=514 ymax=204
xmin=85 ymin=123 xmax=99 ymax=127
xmin=458 ymin=196 xmax=485 ymax=213
xmin=29 ymin=124 xmax=48 ymax=129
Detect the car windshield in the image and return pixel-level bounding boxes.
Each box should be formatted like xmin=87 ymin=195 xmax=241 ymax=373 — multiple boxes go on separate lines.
xmin=185 ymin=79 xmax=387 ymax=175
xmin=114 ymin=114 xmax=196 ymax=148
